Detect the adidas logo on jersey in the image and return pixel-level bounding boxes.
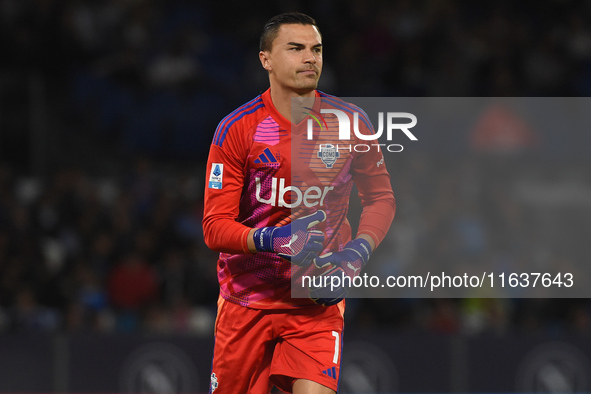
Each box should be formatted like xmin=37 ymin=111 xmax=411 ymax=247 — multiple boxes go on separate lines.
xmin=254 ymin=148 xmax=278 ymax=164
xmin=322 ymin=366 xmax=337 ymax=379
xmin=255 ymin=177 xmax=333 ymax=208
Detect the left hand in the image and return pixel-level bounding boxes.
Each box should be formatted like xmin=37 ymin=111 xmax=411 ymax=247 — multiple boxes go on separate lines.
xmin=313 ymin=238 xmax=372 ymax=277
xmin=308 ymin=266 xmax=348 ymax=306
xmin=308 ymin=238 xmax=372 ymax=306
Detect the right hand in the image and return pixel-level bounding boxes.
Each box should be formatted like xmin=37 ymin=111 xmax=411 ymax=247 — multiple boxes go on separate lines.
xmin=252 ymin=210 xmax=326 ymax=267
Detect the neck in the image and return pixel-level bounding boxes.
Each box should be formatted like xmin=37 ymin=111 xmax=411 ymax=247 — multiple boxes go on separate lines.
xmin=269 ymin=85 xmax=316 ymax=124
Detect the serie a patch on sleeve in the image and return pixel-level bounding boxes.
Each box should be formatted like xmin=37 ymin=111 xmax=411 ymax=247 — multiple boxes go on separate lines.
xmin=208 ymin=163 xmax=223 ymax=189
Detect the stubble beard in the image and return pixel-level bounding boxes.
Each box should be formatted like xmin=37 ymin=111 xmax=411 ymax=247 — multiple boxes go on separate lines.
xmin=295 ymin=74 xmax=320 ymax=94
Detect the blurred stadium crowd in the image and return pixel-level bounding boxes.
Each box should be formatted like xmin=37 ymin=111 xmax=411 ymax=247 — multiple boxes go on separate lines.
xmin=1 ymin=0 xmax=591 ymax=335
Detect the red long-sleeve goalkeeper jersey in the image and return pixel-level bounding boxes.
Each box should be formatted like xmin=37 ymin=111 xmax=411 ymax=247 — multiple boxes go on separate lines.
xmin=203 ymin=88 xmax=395 ymax=309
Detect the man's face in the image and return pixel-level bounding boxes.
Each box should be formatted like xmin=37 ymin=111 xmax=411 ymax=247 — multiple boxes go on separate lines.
xmin=260 ymin=23 xmax=323 ymax=94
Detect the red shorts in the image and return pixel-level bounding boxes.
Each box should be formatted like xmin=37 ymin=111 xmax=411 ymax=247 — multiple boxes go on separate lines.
xmin=209 ymin=297 xmax=345 ymax=393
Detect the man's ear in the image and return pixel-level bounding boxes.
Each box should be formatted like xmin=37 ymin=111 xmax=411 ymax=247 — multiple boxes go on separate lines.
xmin=259 ymin=51 xmax=272 ymax=72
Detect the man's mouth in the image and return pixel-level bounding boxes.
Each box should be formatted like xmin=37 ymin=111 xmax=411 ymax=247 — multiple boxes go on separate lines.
xmin=299 ymin=69 xmax=317 ymax=76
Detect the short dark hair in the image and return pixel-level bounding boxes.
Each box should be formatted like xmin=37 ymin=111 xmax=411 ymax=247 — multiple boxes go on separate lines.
xmin=260 ymin=12 xmax=320 ymax=52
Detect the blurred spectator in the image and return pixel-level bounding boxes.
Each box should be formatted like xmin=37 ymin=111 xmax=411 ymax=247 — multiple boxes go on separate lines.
xmin=107 ymin=252 xmax=158 ymax=310
xmin=10 ymin=286 xmax=61 ymax=331
xmin=428 ymin=299 xmax=461 ymax=334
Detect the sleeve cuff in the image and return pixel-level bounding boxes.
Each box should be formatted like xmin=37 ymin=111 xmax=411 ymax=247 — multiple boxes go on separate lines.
xmin=241 ymin=228 xmax=254 ymax=254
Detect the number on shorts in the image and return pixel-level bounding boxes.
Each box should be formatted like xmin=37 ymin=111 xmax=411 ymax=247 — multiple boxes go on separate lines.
xmin=332 ymin=331 xmax=339 ymax=364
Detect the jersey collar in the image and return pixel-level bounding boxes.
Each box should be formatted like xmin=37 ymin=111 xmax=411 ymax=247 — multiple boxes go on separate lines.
xmin=261 ymin=88 xmax=322 ymax=133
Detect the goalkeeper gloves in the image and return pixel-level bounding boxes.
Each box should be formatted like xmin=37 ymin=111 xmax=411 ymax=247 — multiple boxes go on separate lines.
xmin=252 ymin=210 xmax=326 ymax=266
xmin=314 ymin=238 xmax=371 ymax=276
xmin=309 ymin=238 xmax=372 ymax=306
xmin=309 ymin=266 xmax=349 ymax=306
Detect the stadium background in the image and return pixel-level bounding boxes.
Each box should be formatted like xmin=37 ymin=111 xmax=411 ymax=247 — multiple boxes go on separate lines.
xmin=1 ymin=0 xmax=591 ymax=392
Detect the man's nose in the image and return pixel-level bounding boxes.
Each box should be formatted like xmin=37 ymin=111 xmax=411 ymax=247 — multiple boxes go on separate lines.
xmin=303 ymin=49 xmax=317 ymax=63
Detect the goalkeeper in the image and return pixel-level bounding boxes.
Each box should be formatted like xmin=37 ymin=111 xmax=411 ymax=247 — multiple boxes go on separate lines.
xmin=202 ymin=12 xmax=395 ymax=394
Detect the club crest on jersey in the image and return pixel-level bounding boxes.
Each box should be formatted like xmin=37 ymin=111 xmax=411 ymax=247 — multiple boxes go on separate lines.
xmin=317 ymin=144 xmax=340 ymax=168
xmin=208 ymin=163 xmax=223 ymax=189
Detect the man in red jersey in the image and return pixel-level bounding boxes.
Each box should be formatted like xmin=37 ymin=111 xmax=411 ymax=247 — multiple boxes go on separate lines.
xmin=203 ymin=12 xmax=395 ymax=393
